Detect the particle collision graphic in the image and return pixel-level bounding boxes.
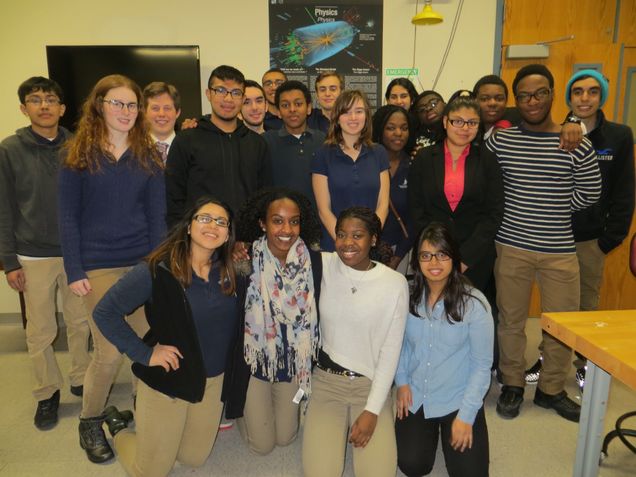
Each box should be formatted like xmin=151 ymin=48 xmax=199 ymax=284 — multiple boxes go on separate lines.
xmin=292 ymin=21 xmax=358 ymax=66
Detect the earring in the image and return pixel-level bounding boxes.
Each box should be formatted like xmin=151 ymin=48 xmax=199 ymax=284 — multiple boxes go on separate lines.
xmin=187 ymin=226 xmax=191 ymax=235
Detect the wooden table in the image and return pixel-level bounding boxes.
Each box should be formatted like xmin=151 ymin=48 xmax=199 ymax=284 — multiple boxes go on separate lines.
xmin=542 ymin=310 xmax=636 ymax=477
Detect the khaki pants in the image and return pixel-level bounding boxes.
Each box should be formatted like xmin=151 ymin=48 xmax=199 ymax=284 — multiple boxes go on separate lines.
xmin=302 ymin=368 xmax=396 ymax=477
xmin=494 ymin=244 xmax=579 ymax=394
xmin=114 ymin=375 xmax=224 ymax=477
xmin=575 ymin=240 xmax=606 ymax=312
xmin=81 ymin=267 xmax=149 ymax=418
xmin=19 ymin=257 xmax=91 ymax=401
xmin=237 ymin=377 xmax=299 ymax=455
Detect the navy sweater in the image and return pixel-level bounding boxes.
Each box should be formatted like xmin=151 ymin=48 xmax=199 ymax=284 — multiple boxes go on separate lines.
xmin=58 ymin=150 xmax=166 ymax=283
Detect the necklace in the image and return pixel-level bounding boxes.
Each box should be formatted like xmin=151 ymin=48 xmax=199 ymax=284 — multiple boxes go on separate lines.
xmin=346 ymin=260 xmax=373 ymax=294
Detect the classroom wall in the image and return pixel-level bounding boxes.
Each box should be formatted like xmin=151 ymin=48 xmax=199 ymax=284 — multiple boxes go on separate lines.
xmin=0 ymin=0 xmax=498 ymax=314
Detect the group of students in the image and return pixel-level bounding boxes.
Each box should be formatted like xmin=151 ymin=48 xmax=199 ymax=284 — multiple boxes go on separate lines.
xmin=0 ymin=58 xmax=633 ymax=477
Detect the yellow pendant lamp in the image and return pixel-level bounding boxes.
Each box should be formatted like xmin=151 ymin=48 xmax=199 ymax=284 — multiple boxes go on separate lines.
xmin=412 ymin=0 xmax=444 ymax=25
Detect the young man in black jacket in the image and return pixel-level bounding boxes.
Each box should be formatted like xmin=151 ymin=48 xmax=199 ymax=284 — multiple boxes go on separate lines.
xmin=0 ymin=77 xmax=90 ymax=429
xmin=165 ymin=65 xmax=271 ymax=227
xmin=567 ymin=70 xmax=635 ymax=385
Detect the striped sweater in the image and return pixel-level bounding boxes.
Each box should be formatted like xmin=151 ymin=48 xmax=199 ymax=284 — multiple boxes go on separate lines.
xmin=486 ymin=127 xmax=601 ymax=254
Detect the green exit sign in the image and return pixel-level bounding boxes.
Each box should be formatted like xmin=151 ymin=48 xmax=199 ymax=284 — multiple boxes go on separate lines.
xmin=385 ymin=68 xmax=419 ymax=76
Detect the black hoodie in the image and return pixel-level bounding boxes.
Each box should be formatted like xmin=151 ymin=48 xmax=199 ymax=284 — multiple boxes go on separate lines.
xmin=165 ymin=116 xmax=271 ymax=226
xmin=572 ymin=110 xmax=635 ymax=253
xmin=0 ymin=126 xmax=71 ymax=272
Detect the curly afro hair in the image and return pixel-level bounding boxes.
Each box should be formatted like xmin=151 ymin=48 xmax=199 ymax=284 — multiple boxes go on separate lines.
xmin=235 ymin=187 xmax=322 ymax=248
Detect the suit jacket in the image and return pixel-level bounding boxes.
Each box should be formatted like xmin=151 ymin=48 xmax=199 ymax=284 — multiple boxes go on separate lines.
xmin=408 ymin=142 xmax=504 ymax=289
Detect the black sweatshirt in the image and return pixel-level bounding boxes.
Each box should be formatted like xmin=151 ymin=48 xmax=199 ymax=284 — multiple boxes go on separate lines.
xmin=572 ymin=110 xmax=635 ymax=253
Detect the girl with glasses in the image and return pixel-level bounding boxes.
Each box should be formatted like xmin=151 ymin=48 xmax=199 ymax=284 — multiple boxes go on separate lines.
xmin=303 ymin=207 xmax=408 ymax=477
xmin=92 ymin=196 xmax=237 ymax=477
xmin=224 ymin=188 xmax=322 ymax=455
xmin=395 ymin=222 xmax=493 ymax=477
xmin=409 ymin=95 xmax=503 ymax=299
xmin=59 ymin=74 xmax=166 ymax=464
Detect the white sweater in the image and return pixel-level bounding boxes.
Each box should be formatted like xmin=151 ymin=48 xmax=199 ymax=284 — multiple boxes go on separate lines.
xmin=319 ymin=252 xmax=409 ymax=414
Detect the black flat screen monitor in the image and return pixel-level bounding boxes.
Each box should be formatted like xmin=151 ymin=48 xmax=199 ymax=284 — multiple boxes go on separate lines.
xmin=46 ymin=45 xmax=201 ymax=131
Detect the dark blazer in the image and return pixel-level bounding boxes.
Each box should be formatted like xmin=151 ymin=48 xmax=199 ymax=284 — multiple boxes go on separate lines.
xmin=222 ymin=248 xmax=323 ymax=419
xmin=408 ymin=142 xmax=504 ymax=290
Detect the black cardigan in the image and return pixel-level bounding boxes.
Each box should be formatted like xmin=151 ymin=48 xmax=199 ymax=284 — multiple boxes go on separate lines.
xmin=132 ymin=263 xmax=239 ymax=403
xmin=408 ymin=142 xmax=504 ymax=290
xmin=222 ymin=249 xmax=323 ymax=419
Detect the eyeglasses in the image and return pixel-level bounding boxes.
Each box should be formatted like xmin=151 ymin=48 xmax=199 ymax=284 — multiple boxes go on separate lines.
xmin=209 ymin=86 xmax=243 ymax=99
xmin=193 ymin=214 xmax=230 ymax=228
xmin=417 ymin=99 xmax=441 ymax=113
xmin=418 ymin=251 xmax=451 ymax=262
xmin=448 ymin=118 xmax=480 ymax=129
xmin=102 ymin=99 xmax=139 ymax=113
xmin=263 ymin=79 xmax=285 ymax=88
xmin=25 ymin=96 xmax=61 ymax=106
xmin=515 ymin=88 xmax=551 ymax=104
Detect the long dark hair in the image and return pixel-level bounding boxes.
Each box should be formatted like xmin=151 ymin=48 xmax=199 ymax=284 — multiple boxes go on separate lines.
xmin=335 ymin=207 xmax=393 ymax=265
xmin=146 ymin=196 xmax=236 ymax=294
xmin=235 ymin=188 xmax=321 ymax=248
xmin=409 ymin=223 xmax=477 ymax=323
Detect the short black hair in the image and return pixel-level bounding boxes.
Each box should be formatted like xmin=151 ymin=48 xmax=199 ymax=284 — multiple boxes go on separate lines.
xmin=335 ymin=207 xmax=393 ymax=265
xmin=275 ymin=80 xmax=312 ymax=107
xmin=473 ymin=74 xmax=509 ymax=99
xmin=18 ymin=76 xmax=64 ymax=104
xmin=243 ymin=79 xmax=265 ymax=96
xmin=208 ymin=65 xmax=245 ymax=89
xmin=371 ymin=104 xmax=416 ymax=153
xmin=385 ymin=78 xmax=418 ymax=103
xmin=512 ymin=64 xmax=554 ymax=95
xmin=262 ymin=68 xmax=287 ymax=80
xmin=236 ymin=187 xmax=321 ymax=247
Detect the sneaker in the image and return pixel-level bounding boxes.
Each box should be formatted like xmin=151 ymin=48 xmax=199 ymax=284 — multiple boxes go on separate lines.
xmin=496 ymin=385 xmax=524 ymax=419
xmin=524 ymin=357 xmax=542 ymax=385
xmin=575 ymin=365 xmax=586 ymax=393
xmin=79 ymin=416 xmax=114 ymax=463
xmin=534 ymin=388 xmax=580 ymax=422
xmin=219 ymin=418 xmax=234 ymax=431
xmin=70 ymin=385 xmax=84 ymax=397
xmin=34 ymin=390 xmax=60 ymax=430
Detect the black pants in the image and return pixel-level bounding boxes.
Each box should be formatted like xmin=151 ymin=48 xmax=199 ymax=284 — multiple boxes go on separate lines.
xmin=395 ymin=406 xmax=489 ymax=477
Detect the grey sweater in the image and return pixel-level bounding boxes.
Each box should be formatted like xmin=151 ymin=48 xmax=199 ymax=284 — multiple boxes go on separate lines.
xmin=0 ymin=126 xmax=71 ymax=272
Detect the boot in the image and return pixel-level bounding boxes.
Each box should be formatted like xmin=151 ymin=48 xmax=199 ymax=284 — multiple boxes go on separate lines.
xmin=103 ymin=406 xmax=133 ymax=437
xmin=79 ymin=416 xmax=114 ymax=463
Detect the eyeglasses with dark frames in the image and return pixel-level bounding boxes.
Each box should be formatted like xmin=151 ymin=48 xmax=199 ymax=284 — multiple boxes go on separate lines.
xmin=418 ymin=251 xmax=451 ymax=262
xmin=515 ymin=88 xmax=551 ymax=104
xmin=193 ymin=214 xmax=230 ymax=228
xmin=209 ymin=86 xmax=244 ymax=99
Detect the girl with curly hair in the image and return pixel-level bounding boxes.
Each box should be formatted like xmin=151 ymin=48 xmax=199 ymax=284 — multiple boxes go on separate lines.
xmin=225 ymin=188 xmax=322 ymax=455
xmin=58 ymin=74 xmax=166 ymax=463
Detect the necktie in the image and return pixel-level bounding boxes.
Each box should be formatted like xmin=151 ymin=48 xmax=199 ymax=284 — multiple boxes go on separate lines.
xmin=156 ymin=141 xmax=169 ymax=164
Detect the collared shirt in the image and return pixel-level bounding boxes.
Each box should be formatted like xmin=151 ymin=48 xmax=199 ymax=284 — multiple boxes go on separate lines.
xmin=394 ymin=289 xmax=493 ymax=424
xmin=311 ymin=143 xmax=389 ymax=251
xmin=263 ymin=126 xmax=326 ymax=208
xmin=307 ymin=109 xmax=331 ymax=134
xmin=384 ymin=156 xmax=413 ymax=258
xmin=443 ymin=142 xmax=470 ymax=211
xmin=152 ymin=132 xmax=176 ymax=164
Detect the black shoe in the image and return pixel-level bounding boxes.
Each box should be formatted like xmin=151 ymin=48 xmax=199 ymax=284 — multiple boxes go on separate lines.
xmin=70 ymin=385 xmax=84 ymax=397
xmin=79 ymin=416 xmax=114 ymax=463
xmin=34 ymin=390 xmax=60 ymax=430
xmin=496 ymin=385 xmax=524 ymax=419
xmin=103 ymin=406 xmax=133 ymax=437
xmin=524 ymin=356 xmax=542 ymax=385
xmin=534 ymin=388 xmax=581 ymax=422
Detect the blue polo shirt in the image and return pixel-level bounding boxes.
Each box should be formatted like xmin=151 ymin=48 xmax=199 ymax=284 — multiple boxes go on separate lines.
xmin=311 ymin=143 xmax=389 ymax=250
xmin=384 ymin=156 xmax=414 ymax=259
xmin=264 ymin=127 xmax=326 ymax=208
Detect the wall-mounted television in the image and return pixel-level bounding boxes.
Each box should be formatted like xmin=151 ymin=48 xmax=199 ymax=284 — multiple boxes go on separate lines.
xmin=46 ymin=45 xmax=202 ymax=131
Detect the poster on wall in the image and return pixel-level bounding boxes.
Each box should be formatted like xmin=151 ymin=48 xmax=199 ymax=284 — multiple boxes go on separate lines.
xmin=268 ymin=0 xmax=383 ymax=109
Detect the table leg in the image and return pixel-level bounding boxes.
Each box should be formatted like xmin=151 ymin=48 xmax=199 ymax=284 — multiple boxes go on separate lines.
xmin=573 ymin=361 xmax=611 ymax=477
